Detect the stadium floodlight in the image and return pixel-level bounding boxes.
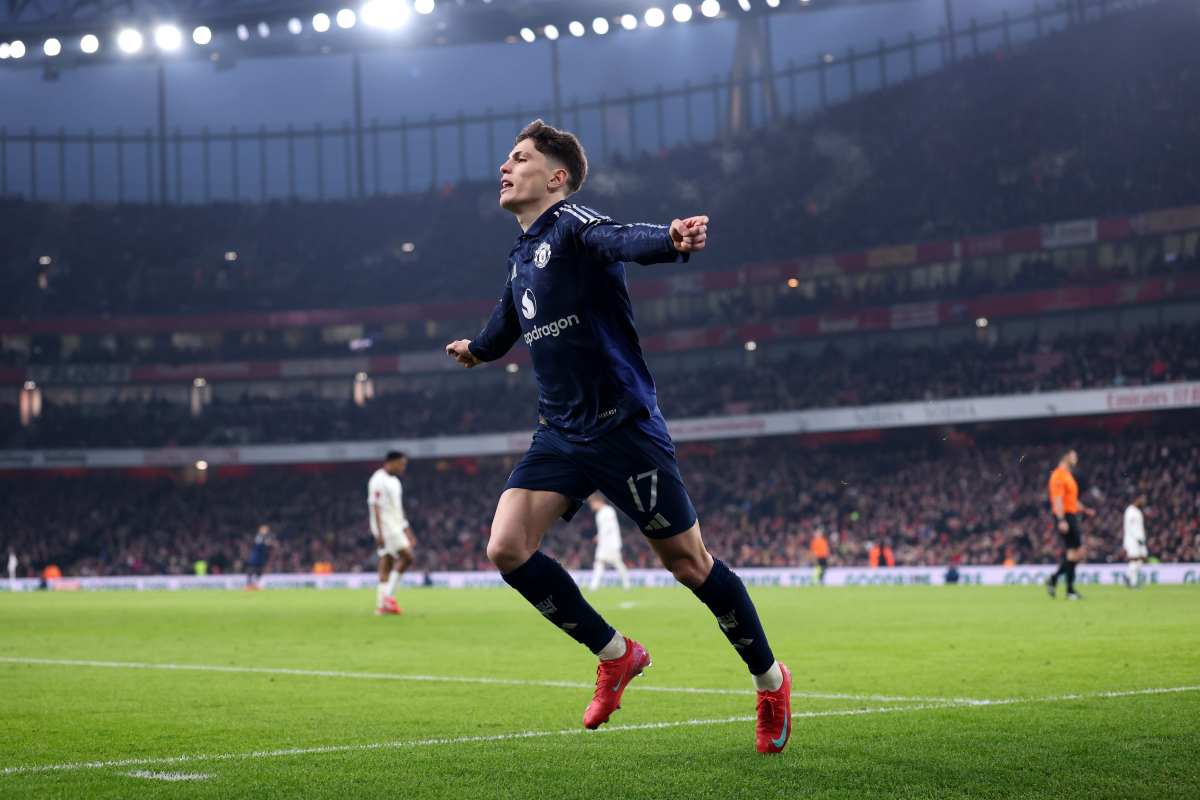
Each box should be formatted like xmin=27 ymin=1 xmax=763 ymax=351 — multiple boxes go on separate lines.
xmin=11 ymin=40 xmax=26 ymax=57
xmin=592 ymin=17 xmax=610 ymax=34
xmin=257 ymin=21 xmax=270 ymax=38
xmin=544 ymin=24 xmax=559 ymax=40
xmin=645 ymin=7 xmax=665 ymax=26
xmin=672 ymin=4 xmax=692 ymax=21
xmin=363 ymin=0 xmax=410 ymax=29
xmin=976 ymin=317 xmax=989 ymax=328
xmin=415 ymin=0 xmax=435 ymax=13
xmin=288 ymin=18 xmax=302 ymax=34
xmin=506 ymin=363 xmax=519 ymax=373
xmin=337 ymin=9 xmax=357 ymax=27
xmin=44 ymin=38 xmax=61 ymax=56
xmin=701 ymin=0 xmax=720 ymax=17
xmin=80 ymin=34 xmax=100 ymax=53
xmin=155 ymin=25 xmax=182 ymax=50
xmin=744 ymin=340 xmax=757 ymax=351
xmin=766 ymin=0 xmax=779 ymax=6
xmin=620 ymin=14 xmax=637 ymax=29
xmin=737 ymin=0 xmax=750 ymax=10
xmin=313 ymin=13 xmax=331 ymax=31
xmin=519 ymin=27 xmax=535 ymax=42
xmin=0 ymin=43 xmax=9 ymax=59
xmin=117 ymin=29 xmax=142 ymax=52
xmin=568 ymin=21 xmax=584 ymax=37
xmin=192 ymin=26 xmax=212 ymax=44
xmin=237 ymin=24 xmax=250 ymax=40
xmin=195 ymin=460 xmax=208 ymax=470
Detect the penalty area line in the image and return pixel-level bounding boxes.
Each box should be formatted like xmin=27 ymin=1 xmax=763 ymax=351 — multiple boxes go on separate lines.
xmin=0 ymin=657 xmax=946 ymax=704
xmin=2 ymin=685 xmax=1197 ymax=777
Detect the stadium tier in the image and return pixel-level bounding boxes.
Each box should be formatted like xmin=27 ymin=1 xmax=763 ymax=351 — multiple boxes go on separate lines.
xmin=4 ymin=417 xmax=1198 ymax=578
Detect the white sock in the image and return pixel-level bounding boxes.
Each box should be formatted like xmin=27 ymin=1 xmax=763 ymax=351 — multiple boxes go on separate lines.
xmin=376 ymin=583 xmax=387 ymax=607
xmin=752 ymin=661 xmax=784 ymax=692
xmin=1128 ymin=561 xmax=1139 ymax=585
xmin=386 ymin=569 xmax=401 ymax=597
xmin=597 ymin=632 xmax=627 ymax=660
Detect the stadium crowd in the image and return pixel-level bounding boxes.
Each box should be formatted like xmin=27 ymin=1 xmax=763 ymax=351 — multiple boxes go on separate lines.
xmin=5 ymin=322 xmax=1198 ymax=449
xmin=1 ymin=1 xmax=1197 ymax=322
xmin=4 ymin=422 xmax=1197 ymax=578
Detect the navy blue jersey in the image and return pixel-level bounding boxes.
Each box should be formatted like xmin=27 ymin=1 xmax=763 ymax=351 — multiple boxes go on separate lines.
xmin=249 ymin=532 xmax=270 ymax=567
xmin=468 ymin=200 xmax=688 ymax=441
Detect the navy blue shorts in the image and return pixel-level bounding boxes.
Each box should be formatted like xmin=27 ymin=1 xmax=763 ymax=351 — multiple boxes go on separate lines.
xmin=505 ymin=410 xmax=698 ymax=539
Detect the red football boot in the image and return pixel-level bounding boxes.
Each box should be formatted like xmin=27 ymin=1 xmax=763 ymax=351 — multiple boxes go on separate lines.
xmin=582 ymin=637 xmax=651 ymax=730
xmin=755 ymin=663 xmax=792 ymax=754
xmin=375 ymin=596 xmax=403 ymax=615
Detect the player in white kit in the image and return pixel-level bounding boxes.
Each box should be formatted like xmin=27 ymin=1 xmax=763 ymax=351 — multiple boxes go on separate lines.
xmin=1122 ymin=494 xmax=1148 ymax=589
xmin=7 ymin=549 xmax=17 ymax=591
xmin=368 ymin=451 xmax=417 ymax=615
xmin=587 ymin=494 xmax=631 ymax=592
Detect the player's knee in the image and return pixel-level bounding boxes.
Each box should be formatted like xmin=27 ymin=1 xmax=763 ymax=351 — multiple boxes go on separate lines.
xmin=486 ymin=536 xmax=526 ymax=573
xmin=665 ymin=558 xmax=709 ymax=590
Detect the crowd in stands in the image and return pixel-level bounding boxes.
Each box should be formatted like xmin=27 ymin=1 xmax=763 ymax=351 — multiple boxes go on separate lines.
xmin=5 ymin=322 xmax=1198 ymax=449
xmin=1 ymin=1 xmax=1197 ymax=322
xmin=4 ymin=423 xmax=1197 ymax=578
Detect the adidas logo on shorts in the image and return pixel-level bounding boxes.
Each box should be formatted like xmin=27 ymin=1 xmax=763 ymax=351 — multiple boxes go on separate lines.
xmin=643 ymin=513 xmax=671 ymax=532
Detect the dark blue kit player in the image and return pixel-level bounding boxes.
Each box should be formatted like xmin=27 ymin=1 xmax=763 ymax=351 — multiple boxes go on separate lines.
xmin=445 ymin=120 xmax=792 ymax=753
xmin=246 ymin=524 xmax=273 ymax=590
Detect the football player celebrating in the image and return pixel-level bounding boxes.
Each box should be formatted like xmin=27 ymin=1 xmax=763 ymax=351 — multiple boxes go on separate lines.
xmin=446 ymin=121 xmax=791 ymax=753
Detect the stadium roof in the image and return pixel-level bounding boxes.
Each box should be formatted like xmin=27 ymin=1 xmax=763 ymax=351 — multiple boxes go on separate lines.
xmin=0 ymin=0 xmax=916 ymax=70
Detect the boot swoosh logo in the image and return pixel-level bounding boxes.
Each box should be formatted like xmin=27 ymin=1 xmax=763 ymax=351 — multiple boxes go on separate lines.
xmin=771 ymin=714 xmax=788 ymax=748
xmin=612 ymin=664 xmax=631 ymax=692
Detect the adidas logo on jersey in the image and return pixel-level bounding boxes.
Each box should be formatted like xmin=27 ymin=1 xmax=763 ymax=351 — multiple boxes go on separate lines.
xmin=643 ymin=513 xmax=671 ymax=532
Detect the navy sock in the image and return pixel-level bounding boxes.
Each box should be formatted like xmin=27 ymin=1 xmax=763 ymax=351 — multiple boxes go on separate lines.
xmin=1065 ymin=561 xmax=1077 ymax=593
xmin=501 ymin=551 xmax=615 ymax=654
xmin=691 ymin=559 xmax=775 ymax=675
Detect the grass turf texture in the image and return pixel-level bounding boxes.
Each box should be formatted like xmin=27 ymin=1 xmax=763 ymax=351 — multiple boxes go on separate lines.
xmin=1 ymin=585 xmax=1198 ymax=798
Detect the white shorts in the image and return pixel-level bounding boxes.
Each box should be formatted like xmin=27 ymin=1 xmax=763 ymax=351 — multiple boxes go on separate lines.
xmin=378 ymin=529 xmax=412 ymax=557
xmin=594 ymin=550 xmax=623 ymax=566
xmin=1125 ymin=547 xmax=1148 ymax=560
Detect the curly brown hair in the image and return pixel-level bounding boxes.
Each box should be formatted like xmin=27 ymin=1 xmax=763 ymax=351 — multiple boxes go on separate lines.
xmin=515 ymin=119 xmax=588 ymax=194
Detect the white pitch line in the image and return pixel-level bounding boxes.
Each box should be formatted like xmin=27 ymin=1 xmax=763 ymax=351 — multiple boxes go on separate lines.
xmin=2 ymin=685 xmax=1196 ymax=777
xmin=0 ymin=657 xmax=948 ymax=704
xmin=0 ymin=705 xmax=924 ymax=776
xmin=125 ymin=771 xmax=215 ymax=781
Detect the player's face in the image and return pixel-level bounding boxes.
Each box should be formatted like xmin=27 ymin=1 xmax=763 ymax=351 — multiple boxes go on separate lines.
xmin=500 ymin=141 xmax=564 ymax=213
xmin=1067 ymin=451 xmax=1078 ymax=467
xmin=387 ymin=457 xmax=408 ymax=476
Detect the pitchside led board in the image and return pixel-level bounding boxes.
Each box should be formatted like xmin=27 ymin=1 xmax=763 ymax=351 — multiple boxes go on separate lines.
xmin=7 ymin=564 xmax=1198 ymax=593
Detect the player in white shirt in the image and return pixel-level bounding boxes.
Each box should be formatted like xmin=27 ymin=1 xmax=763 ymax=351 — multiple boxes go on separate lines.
xmin=1122 ymin=494 xmax=1148 ymax=589
xmin=7 ymin=549 xmax=17 ymax=591
xmin=368 ymin=451 xmax=417 ymax=615
xmin=588 ymin=494 xmax=631 ymax=592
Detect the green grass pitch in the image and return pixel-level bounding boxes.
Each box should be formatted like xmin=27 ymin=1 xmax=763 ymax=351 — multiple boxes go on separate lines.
xmin=2 ymin=584 xmax=1198 ymax=798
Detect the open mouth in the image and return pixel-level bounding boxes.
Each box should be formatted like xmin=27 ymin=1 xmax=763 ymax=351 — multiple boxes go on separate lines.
xmin=500 ymin=179 xmax=513 ymax=193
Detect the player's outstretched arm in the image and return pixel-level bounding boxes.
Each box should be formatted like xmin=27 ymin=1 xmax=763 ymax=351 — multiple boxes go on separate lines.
xmin=670 ymin=216 xmax=709 ymax=254
xmin=574 ymin=208 xmax=707 ymax=266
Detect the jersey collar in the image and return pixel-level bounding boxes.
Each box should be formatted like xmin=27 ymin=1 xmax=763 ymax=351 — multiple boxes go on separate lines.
xmin=520 ymin=199 xmax=567 ymax=241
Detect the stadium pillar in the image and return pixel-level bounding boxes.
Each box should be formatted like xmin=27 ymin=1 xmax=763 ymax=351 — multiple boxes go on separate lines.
xmin=729 ymin=17 xmax=777 ymax=134
xmin=157 ymin=64 xmax=168 ymax=205
xmin=549 ymin=39 xmax=562 ymax=128
xmin=943 ymin=0 xmax=957 ymax=62
xmin=353 ymin=53 xmax=366 ymax=199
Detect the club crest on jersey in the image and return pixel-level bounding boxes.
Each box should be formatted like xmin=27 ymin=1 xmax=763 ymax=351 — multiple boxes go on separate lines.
xmin=521 ymin=288 xmax=537 ymax=319
xmin=534 ymin=241 xmax=551 ymax=268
